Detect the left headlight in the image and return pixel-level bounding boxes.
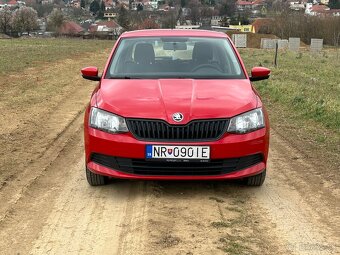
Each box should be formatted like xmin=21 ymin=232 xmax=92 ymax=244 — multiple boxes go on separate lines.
xmin=227 ymin=108 xmax=265 ymax=134
xmin=89 ymin=107 xmax=129 ymax=134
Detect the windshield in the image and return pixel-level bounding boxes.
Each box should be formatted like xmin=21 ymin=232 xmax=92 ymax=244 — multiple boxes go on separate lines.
xmin=105 ymin=36 xmax=246 ymax=79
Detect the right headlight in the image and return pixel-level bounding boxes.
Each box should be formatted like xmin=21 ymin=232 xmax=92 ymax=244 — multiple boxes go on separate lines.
xmin=89 ymin=107 xmax=128 ymax=134
xmin=227 ymin=108 xmax=265 ymax=134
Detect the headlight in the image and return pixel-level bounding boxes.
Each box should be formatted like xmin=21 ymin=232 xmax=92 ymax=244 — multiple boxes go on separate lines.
xmin=227 ymin=108 xmax=265 ymax=134
xmin=90 ymin=107 xmax=128 ymax=133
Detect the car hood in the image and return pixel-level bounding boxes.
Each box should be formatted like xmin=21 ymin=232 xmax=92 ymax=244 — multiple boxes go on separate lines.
xmin=96 ymin=79 xmax=257 ymax=124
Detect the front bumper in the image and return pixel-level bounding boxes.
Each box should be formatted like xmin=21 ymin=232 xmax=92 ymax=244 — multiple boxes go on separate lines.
xmin=84 ymin=116 xmax=269 ymax=180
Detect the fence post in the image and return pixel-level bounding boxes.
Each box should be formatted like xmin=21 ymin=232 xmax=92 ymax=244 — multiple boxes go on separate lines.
xmin=274 ymin=41 xmax=278 ymax=67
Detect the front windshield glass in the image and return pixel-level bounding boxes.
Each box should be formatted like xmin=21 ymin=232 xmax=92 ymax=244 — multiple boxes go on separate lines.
xmin=105 ymin=36 xmax=246 ymax=79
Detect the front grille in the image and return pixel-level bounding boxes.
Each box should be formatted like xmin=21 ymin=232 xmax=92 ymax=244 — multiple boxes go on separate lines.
xmin=126 ymin=119 xmax=229 ymax=141
xmin=91 ymin=153 xmax=263 ymax=176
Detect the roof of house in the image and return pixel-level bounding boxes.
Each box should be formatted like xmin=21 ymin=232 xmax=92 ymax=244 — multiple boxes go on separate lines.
xmin=6 ymin=0 xmax=17 ymax=5
xmin=89 ymin=20 xmax=121 ymax=32
xmin=310 ymin=4 xmax=329 ymax=11
xmin=96 ymin=20 xmax=121 ymax=28
xmin=236 ymin=0 xmax=253 ymax=5
xmin=104 ymin=0 xmax=114 ymax=6
xmin=252 ymin=0 xmax=265 ymax=5
xmin=58 ymin=21 xmax=83 ymax=34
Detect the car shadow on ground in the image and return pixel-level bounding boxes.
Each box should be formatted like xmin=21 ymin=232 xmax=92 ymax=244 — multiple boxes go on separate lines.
xmin=103 ymin=178 xmax=257 ymax=199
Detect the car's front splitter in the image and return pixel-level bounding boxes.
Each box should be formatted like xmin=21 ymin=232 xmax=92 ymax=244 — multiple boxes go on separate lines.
xmin=87 ymin=161 xmax=266 ymax=181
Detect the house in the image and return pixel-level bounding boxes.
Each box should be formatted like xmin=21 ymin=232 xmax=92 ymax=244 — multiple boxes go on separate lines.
xmin=0 ymin=0 xmax=18 ymax=7
xmin=0 ymin=0 xmax=6 ymax=9
xmin=175 ymin=25 xmax=201 ymax=29
xmin=58 ymin=21 xmax=84 ymax=35
xmin=235 ymin=0 xmax=266 ymax=16
xmin=236 ymin=0 xmax=253 ymax=11
xmin=229 ymin=22 xmax=255 ymax=33
xmin=131 ymin=1 xmax=142 ymax=10
xmin=104 ymin=0 xmax=115 ymax=10
xmin=288 ymin=0 xmax=307 ymax=11
xmin=211 ymin=16 xmax=222 ymax=26
xmin=103 ymin=9 xmax=117 ymax=18
xmin=89 ymin=20 xmax=123 ymax=35
xmin=305 ymin=4 xmax=339 ymax=16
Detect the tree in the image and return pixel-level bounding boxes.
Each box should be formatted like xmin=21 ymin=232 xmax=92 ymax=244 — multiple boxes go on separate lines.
xmin=12 ymin=7 xmax=38 ymax=35
xmin=188 ymin=0 xmax=202 ymax=25
xmin=219 ymin=0 xmax=236 ymax=17
xmin=90 ymin=0 xmax=100 ymax=14
xmin=81 ymin=0 xmax=86 ymax=8
xmin=0 ymin=9 xmax=12 ymax=35
xmin=97 ymin=0 xmax=105 ymax=18
xmin=117 ymin=4 xmax=129 ymax=29
xmin=161 ymin=10 xmax=177 ymax=28
xmin=47 ymin=8 xmax=65 ymax=32
xmin=329 ymin=0 xmax=340 ymax=9
xmin=31 ymin=3 xmax=54 ymax=18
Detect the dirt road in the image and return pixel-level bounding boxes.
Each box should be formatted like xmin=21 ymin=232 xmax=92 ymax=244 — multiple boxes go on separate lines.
xmin=0 ymin=56 xmax=339 ymax=254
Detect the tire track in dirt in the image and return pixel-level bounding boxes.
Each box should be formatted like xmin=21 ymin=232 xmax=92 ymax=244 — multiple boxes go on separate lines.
xmin=29 ymin=159 xmax=147 ymax=255
xmin=250 ymin=131 xmax=339 ymax=255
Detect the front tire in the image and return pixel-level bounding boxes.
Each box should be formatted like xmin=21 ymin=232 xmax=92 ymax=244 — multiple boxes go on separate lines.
xmin=245 ymin=169 xmax=266 ymax=186
xmin=86 ymin=167 xmax=108 ymax=186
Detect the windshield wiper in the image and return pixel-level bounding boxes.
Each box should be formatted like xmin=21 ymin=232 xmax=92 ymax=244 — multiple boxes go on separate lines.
xmin=109 ymin=76 xmax=142 ymax=79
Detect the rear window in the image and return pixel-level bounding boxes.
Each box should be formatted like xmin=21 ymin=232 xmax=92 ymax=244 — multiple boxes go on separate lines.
xmin=105 ymin=36 xmax=246 ymax=79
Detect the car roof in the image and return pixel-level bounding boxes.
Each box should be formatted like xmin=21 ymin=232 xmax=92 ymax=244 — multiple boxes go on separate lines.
xmin=120 ymin=29 xmax=229 ymax=39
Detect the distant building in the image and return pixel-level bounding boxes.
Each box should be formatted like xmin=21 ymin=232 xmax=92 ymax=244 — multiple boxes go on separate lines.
xmin=89 ymin=20 xmax=123 ymax=35
xmin=103 ymin=10 xmax=117 ymax=18
xmin=175 ymin=25 xmax=201 ymax=29
xmin=305 ymin=4 xmax=339 ymax=16
xmin=211 ymin=16 xmax=222 ymax=26
xmin=0 ymin=0 xmax=19 ymax=8
xmin=58 ymin=21 xmax=84 ymax=35
xmin=235 ymin=0 xmax=266 ymax=17
xmin=229 ymin=22 xmax=255 ymax=33
xmin=289 ymin=0 xmax=307 ymax=11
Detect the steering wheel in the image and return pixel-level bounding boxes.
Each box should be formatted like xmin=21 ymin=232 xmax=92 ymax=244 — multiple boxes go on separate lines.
xmin=191 ymin=64 xmax=222 ymax=73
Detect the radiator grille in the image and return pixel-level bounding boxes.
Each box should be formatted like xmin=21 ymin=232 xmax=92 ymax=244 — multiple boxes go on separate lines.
xmin=126 ymin=119 xmax=228 ymax=141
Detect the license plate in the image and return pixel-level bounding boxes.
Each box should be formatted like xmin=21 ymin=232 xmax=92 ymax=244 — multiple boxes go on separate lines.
xmin=146 ymin=145 xmax=210 ymax=162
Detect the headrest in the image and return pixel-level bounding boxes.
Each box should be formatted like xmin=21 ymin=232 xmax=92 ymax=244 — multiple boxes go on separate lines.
xmin=134 ymin=43 xmax=155 ymax=64
xmin=192 ymin=42 xmax=213 ymax=63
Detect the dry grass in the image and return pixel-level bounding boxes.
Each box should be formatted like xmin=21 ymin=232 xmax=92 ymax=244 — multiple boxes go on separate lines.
xmin=0 ymin=38 xmax=114 ymax=75
xmin=0 ymin=38 xmax=113 ymax=185
xmin=239 ymin=48 xmax=340 ymax=170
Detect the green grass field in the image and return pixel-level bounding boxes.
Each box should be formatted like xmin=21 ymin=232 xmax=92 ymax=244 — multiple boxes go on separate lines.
xmin=0 ymin=38 xmax=114 ymax=75
xmin=240 ymin=48 xmax=339 ymax=164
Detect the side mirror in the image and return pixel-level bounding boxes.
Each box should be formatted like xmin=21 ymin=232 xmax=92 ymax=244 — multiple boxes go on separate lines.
xmin=81 ymin=66 xmax=101 ymax=81
xmin=249 ymin=67 xmax=271 ymax=82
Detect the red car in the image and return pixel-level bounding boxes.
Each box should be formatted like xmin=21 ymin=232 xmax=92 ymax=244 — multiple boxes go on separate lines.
xmin=82 ymin=29 xmax=270 ymax=186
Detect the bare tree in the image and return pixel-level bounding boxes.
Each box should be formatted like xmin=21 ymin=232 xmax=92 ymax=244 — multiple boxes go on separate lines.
xmin=47 ymin=8 xmax=65 ymax=32
xmin=270 ymin=12 xmax=340 ymax=46
xmin=12 ymin=7 xmax=38 ymax=35
xmin=188 ymin=0 xmax=202 ymax=25
xmin=0 ymin=9 xmax=12 ymax=35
